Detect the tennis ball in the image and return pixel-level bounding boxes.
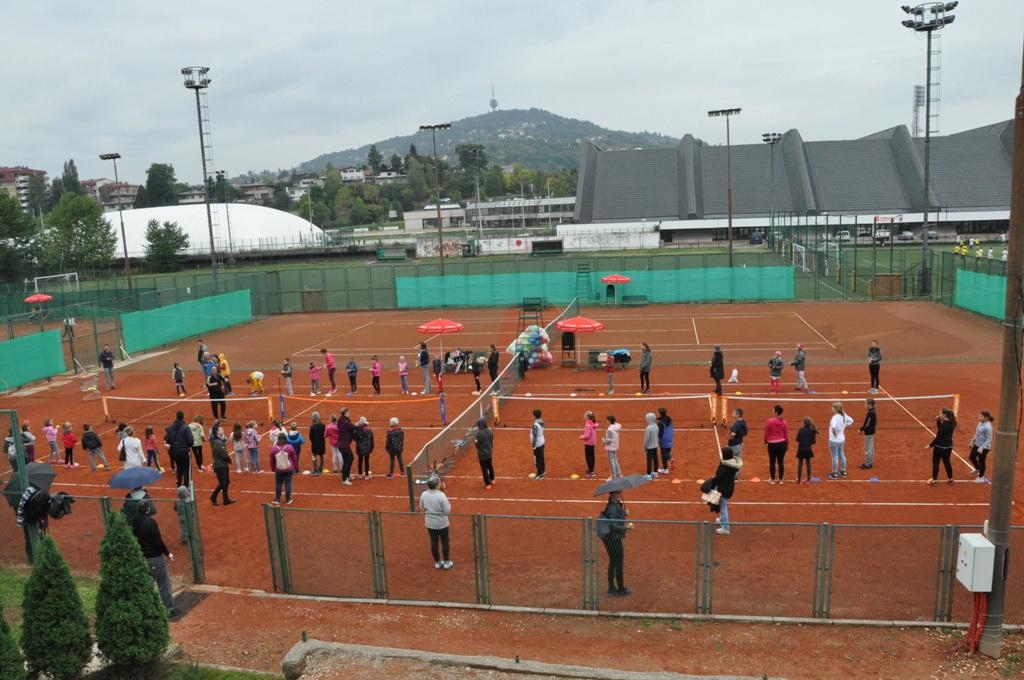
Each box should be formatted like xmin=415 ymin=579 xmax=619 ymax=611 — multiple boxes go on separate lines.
xmin=671 ymin=479 xmax=682 ymax=484
xmin=635 ymin=392 xmax=643 ymax=397
xmin=411 ymin=392 xmax=418 ymax=396
xmin=598 ymin=392 xmax=606 ymax=397
xmin=525 ymin=392 xmax=532 ymax=397
xmin=570 ymin=473 xmax=580 ymax=480
xmin=569 ymin=392 xmax=577 ymax=397
xmin=697 ymin=478 xmax=705 ymax=484
xmin=736 ymin=391 xmax=743 ymax=395
xmin=528 ymin=472 xmax=536 ymax=479
xmin=750 ymin=477 xmax=761 ymax=482
xmin=842 ymin=390 xmax=849 ymax=394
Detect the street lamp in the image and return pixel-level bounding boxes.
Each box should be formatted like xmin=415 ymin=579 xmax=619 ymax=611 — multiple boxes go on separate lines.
xmin=98 ymin=152 xmax=132 ymax=288
xmin=900 ymin=2 xmax=956 ymax=294
xmin=709 ymin=108 xmax=741 ymax=266
xmin=762 ymin=132 xmax=782 ymax=252
xmin=182 ymin=66 xmax=218 ymax=288
xmin=419 ymin=123 xmax=451 ymax=274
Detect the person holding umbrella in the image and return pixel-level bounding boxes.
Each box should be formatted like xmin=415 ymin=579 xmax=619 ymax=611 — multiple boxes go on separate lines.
xmin=6 ymin=461 xmax=58 ymax=563
xmin=709 ymin=345 xmax=725 ymax=396
xmin=593 ymin=474 xmax=646 ymax=597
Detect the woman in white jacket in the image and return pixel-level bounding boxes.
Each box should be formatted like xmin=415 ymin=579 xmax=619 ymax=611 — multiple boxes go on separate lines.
xmin=603 ymin=415 xmax=623 ymax=480
xmin=118 ymin=426 xmax=146 ymax=469
xmin=827 ymin=402 xmax=854 ymax=480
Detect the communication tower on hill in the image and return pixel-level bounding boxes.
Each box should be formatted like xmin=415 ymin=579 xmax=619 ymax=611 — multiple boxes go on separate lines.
xmin=489 ymin=85 xmax=498 ymax=113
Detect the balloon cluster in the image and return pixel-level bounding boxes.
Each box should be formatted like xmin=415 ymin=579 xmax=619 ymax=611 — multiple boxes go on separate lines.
xmin=507 ymin=324 xmax=553 ymax=368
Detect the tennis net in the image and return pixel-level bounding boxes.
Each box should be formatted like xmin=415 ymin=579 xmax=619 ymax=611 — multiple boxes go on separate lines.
xmin=101 ymin=394 xmax=275 ymax=427
xmin=407 ymin=297 xmax=579 ymax=483
xmin=716 ymin=392 xmax=959 ymax=431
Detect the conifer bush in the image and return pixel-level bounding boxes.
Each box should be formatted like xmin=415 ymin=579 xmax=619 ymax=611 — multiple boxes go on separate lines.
xmin=95 ymin=512 xmax=169 ymax=668
xmin=20 ymin=536 xmax=91 ymax=680
xmin=0 ymin=600 xmax=24 ymax=680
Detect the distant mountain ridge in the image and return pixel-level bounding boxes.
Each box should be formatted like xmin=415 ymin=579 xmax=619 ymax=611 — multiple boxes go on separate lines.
xmin=296 ymin=108 xmax=679 ymax=172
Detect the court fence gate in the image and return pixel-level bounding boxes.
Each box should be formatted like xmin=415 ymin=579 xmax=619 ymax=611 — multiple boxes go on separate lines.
xmin=261 ymin=507 xmax=1024 ymax=626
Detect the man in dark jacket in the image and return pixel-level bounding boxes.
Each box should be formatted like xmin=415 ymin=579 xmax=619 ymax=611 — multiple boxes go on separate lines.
xmin=130 ymin=502 xmax=177 ymax=616
xmin=165 ymin=411 xmax=195 ymax=488
xmin=206 ymin=366 xmax=227 ymax=419
xmin=597 ymin=490 xmax=630 ymax=597
xmin=475 ymin=418 xmax=495 ymax=489
xmin=709 ymin=345 xmax=725 ymax=396
xmin=337 ymin=408 xmax=359 ymax=485
xmin=487 ymin=345 xmax=500 ymax=389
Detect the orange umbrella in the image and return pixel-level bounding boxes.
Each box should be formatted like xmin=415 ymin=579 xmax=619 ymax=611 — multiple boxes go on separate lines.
xmin=556 ymin=315 xmax=605 ymax=333
xmin=600 ymin=274 xmax=632 ymax=284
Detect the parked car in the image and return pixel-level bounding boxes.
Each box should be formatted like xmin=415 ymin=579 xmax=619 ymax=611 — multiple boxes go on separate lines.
xmin=919 ymin=229 xmax=939 ymax=241
xmin=897 ymin=230 xmax=914 ymax=241
xmin=874 ymin=229 xmax=891 ymax=243
xmin=749 ymin=231 xmax=764 ymax=245
xmin=835 ymin=230 xmax=852 ymax=242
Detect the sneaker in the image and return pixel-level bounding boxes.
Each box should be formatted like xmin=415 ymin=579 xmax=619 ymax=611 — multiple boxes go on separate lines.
xmin=617 ymin=587 xmax=633 ymax=597
xmin=716 ymin=527 xmax=730 ymax=535
xmin=973 ymin=477 xmax=987 ymax=484
xmin=607 ymin=588 xmax=619 ymax=597
xmin=981 ymin=476 xmax=990 ymax=483
xmin=970 ymin=469 xmax=980 ymax=477
xmin=840 ymin=471 xmax=848 ymax=478
xmin=286 ymin=498 xmax=294 ymax=505
xmin=342 ymin=480 xmax=353 ymax=486
xmin=272 ymin=498 xmax=280 ymax=505
xmin=927 ymin=478 xmax=937 ymax=486
xmin=869 ymin=388 xmax=878 ymax=394
xmin=827 ymin=473 xmax=839 ymax=480
xmin=644 ymin=474 xmax=653 ymax=481
xmin=947 ymin=478 xmax=955 ymax=484
xmin=224 ymin=500 xmax=236 ymax=506
xmin=442 ymin=561 xmax=454 ymax=570
xmin=714 ymin=517 xmax=722 ymax=524
xmin=535 ymin=473 xmax=545 ymax=480
xmin=434 ymin=561 xmax=443 ymax=570
xmin=386 ymin=473 xmax=394 ymax=479
xmin=485 ymin=484 xmax=493 ymax=490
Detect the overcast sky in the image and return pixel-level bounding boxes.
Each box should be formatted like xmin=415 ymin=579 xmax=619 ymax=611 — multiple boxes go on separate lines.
xmin=4 ymin=0 xmax=1022 ymax=185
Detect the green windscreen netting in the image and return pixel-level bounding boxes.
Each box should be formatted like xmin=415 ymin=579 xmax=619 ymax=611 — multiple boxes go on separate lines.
xmin=955 ymin=268 xmax=1005 ymax=320
xmin=395 ymin=266 xmax=794 ymax=308
xmin=121 ymin=289 xmax=253 ymax=354
xmin=0 ymin=329 xmax=66 ymax=389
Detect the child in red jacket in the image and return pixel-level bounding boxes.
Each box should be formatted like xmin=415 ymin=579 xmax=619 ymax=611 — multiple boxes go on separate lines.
xmin=62 ymin=422 xmax=79 ymax=467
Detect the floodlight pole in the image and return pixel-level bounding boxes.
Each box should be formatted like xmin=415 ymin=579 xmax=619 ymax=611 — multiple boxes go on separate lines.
xmin=901 ymin=2 xmax=956 ymax=294
xmin=709 ymin=108 xmax=741 ymax=266
xmin=762 ymin=132 xmax=782 ymax=252
xmin=99 ymin=153 xmax=132 ymax=289
xmin=979 ymin=38 xmax=1023 ymax=660
xmin=182 ymin=66 xmax=218 ymax=290
xmin=420 ymin=123 xmax=451 ymax=275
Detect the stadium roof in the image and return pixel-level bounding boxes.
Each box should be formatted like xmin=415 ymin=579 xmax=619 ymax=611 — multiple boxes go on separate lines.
xmin=102 ymin=203 xmax=323 ymax=256
xmin=574 ymin=121 xmax=1013 ymax=223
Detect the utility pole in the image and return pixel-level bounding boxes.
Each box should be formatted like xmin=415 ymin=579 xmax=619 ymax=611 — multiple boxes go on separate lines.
xmin=419 ymin=123 xmax=451 ymax=274
xmin=709 ymin=108 xmax=741 ymax=266
xmin=474 ymin=148 xmax=483 ymax=244
xmin=99 ymin=152 xmax=132 ymax=288
xmin=979 ymin=38 xmax=1024 ymax=660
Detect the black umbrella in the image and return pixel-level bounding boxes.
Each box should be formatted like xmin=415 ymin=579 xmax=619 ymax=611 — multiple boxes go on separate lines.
xmin=592 ymin=473 xmax=649 ymax=497
xmin=4 ymin=462 xmax=57 ymax=508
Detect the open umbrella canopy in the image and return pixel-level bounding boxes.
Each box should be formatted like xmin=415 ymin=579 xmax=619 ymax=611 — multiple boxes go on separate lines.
xmin=4 ymin=463 xmax=57 ymax=508
xmin=600 ymin=274 xmax=632 ymax=284
xmin=23 ymin=293 xmax=53 ymax=304
xmin=416 ymin=319 xmax=465 ymax=335
xmin=109 ymin=467 xmax=162 ymax=490
xmin=556 ymin=315 xmax=606 ymax=333
xmin=593 ymin=473 xmax=649 ymax=496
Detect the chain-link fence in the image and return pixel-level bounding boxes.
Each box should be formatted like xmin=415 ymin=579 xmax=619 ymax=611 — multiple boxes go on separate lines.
xmin=262 ymin=510 xmax=1024 ymax=624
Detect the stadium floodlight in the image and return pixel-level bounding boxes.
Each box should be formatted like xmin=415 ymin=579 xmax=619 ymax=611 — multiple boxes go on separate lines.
xmin=419 ymin=123 xmax=452 ymax=275
xmin=98 ymin=152 xmax=131 ymax=288
xmin=762 ymin=133 xmax=783 ymax=248
xmin=707 ymin=108 xmax=741 ymax=266
xmin=182 ymin=66 xmax=218 ymax=289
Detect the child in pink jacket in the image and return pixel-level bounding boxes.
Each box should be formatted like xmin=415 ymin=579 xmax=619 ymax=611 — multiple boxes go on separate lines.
xmin=580 ymin=411 xmax=598 ymax=479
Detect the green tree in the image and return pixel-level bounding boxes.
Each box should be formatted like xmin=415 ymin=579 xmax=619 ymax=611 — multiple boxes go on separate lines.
xmin=388 ymin=153 xmax=403 ymax=173
xmin=322 ymin=164 xmax=343 ymax=206
xmin=0 ymin=193 xmax=37 ymax=282
xmin=456 ymin=144 xmax=488 ymax=174
xmin=46 ymin=178 xmax=64 ymax=212
xmin=297 ymin=195 xmax=329 ymax=225
xmin=408 ymin=143 xmax=419 ymax=158
xmin=143 ymin=219 xmax=190 ymax=272
xmin=482 ymin=164 xmax=505 ymax=197
xmin=144 ymin=163 xmax=179 ymax=207
xmin=95 ymin=512 xmax=169 ymax=669
xmin=25 ymin=173 xmax=48 ymax=218
xmin=61 ymin=159 xmax=82 ymax=196
xmin=0 ymin=598 xmax=24 ymax=680
xmin=367 ymin=145 xmax=383 ymax=177
xmin=20 ymin=536 xmax=91 ymax=680
xmin=133 ymin=184 xmax=151 ymax=209
xmin=39 ymin=193 xmax=118 ymax=272
xmin=271 ymin=184 xmax=292 ymax=211
xmin=349 ymin=197 xmax=370 ymax=225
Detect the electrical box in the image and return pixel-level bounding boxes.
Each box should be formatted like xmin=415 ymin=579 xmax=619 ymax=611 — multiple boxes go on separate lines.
xmin=957 ymin=533 xmax=995 ymax=593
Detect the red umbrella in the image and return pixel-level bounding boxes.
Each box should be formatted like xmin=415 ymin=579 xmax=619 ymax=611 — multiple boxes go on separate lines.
xmin=24 ymin=293 xmax=53 ymax=304
xmin=600 ymin=274 xmax=632 ymax=284
xmin=556 ymin=315 xmax=606 ymax=333
xmin=416 ymin=319 xmax=465 ymax=370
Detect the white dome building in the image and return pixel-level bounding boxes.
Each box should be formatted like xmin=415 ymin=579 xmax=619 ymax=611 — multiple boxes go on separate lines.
xmin=103 ymin=203 xmax=323 ymax=257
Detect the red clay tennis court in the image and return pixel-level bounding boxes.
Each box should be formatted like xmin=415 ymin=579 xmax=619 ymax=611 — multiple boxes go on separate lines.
xmin=0 ymin=299 xmax=1011 ymax=606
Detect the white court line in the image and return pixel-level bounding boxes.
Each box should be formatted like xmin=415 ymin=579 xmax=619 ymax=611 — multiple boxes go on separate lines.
xmin=880 ymin=386 xmax=974 ymax=471
xmin=295 ymin=320 xmax=377 ymax=355
xmin=691 ymin=317 xmax=700 ymax=344
xmin=792 ymin=312 xmax=838 ymax=350
xmin=46 ymin=481 xmax=991 ymax=508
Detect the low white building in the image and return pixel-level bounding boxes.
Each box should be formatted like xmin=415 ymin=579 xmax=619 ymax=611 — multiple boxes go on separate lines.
xmin=403 ymin=203 xmax=466 ymax=233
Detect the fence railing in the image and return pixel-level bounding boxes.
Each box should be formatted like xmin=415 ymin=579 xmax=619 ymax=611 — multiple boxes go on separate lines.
xmin=261 ymin=508 xmax=1024 ymax=625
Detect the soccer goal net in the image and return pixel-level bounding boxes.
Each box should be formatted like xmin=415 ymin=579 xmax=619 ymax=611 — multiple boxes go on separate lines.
xmin=32 ymin=272 xmax=80 ymax=293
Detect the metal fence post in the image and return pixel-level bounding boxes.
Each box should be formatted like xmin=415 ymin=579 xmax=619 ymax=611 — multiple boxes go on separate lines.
xmin=695 ymin=521 xmax=714 ymax=614
xmin=99 ymin=496 xmax=112 ymax=527
xmin=273 ymin=505 xmax=293 ymax=593
xmin=812 ymin=523 xmax=835 ymax=618
xmin=184 ymin=499 xmax=205 ymax=584
xmin=263 ymin=504 xmax=281 ymax=592
xmin=933 ymin=524 xmax=959 ymax=622
xmin=406 ymin=465 xmax=416 ymax=512
xmin=472 ymin=513 xmax=491 ymax=605
xmin=368 ymin=511 xmax=388 ymax=599
xmin=581 ymin=517 xmax=595 ymax=610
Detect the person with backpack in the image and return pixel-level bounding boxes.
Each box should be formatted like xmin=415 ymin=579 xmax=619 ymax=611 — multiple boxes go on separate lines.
xmin=702 ymin=447 xmax=743 ymax=535
xmin=81 ymin=424 xmax=110 ymax=472
xmin=285 ymin=422 xmax=305 ymax=472
xmin=385 ymin=417 xmax=405 ymax=478
xmin=657 ymin=407 xmax=675 ymax=474
xmin=596 ymin=490 xmax=630 ymax=597
xmin=164 ymin=411 xmax=195 ymax=488
xmin=270 ymin=432 xmax=297 ymax=505
xmin=475 ymin=417 xmax=495 ymax=489
xmin=355 ymin=416 xmax=375 ymax=479
xmin=209 ymin=432 xmax=235 ymax=506
xmin=118 ymin=426 xmax=145 ymax=469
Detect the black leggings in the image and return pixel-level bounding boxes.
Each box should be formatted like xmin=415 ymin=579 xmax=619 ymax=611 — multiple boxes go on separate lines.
xmin=932 ymin=447 xmax=953 ymax=480
xmin=474 ymin=374 xmax=481 ymax=391
xmin=969 ymin=446 xmax=989 ymax=477
xmin=646 ymin=448 xmax=658 ymax=475
xmin=479 ymin=458 xmax=495 ymax=485
xmin=601 ymin=535 xmax=624 ymax=591
xmin=533 ymin=446 xmax=545 ymax=475
xmin=173 ymin=452 xmax=191 ymax=488
xmin=869 ymin=363 xmax=880 ymax=389
xmin=210 ymin=468 xmax=231 ymax=503
xmin=640 ymin=370 xmax=650 ymax=392
xmin=192 ymin=445 xmax=204 ymax=470
xmin=389 ymin=452 xmax=405 ymax=475
xmin=372 ymin=376 xmax=380 ymax=394
xmin=358 ymin=453 xmax=371 ymax=475
xmin=428 ymin=527 xmax=450 ymax=562
xmin=767 ymin=441 xmax=788 ymax=480
xmin=797 ymin=457 xmax=812 ymax=480
xmin=660 ymin=447 xmax=672 ymax=469
xmin=64 ymin=447 xmax=74 ymax=466
xmin=341 ymin=446 xmax=354 ymax=481
xmin=349 ymin=374 xmax=357 ymax=391
xmin=584 ymin=445 xmax=595 ymax=474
